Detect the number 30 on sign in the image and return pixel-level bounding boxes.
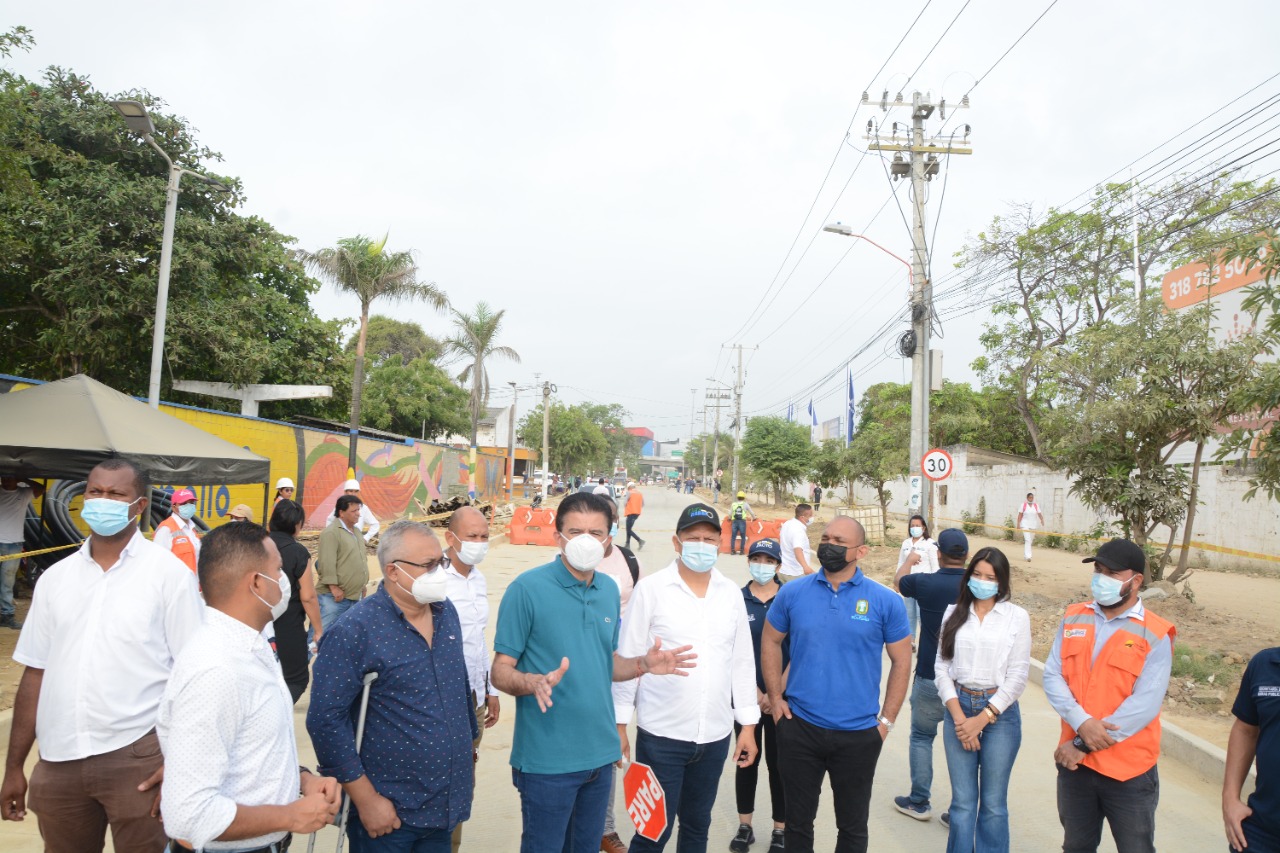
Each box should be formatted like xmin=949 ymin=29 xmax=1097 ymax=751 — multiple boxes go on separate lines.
xmin=921 ymin=448 xmax=953 ymax=482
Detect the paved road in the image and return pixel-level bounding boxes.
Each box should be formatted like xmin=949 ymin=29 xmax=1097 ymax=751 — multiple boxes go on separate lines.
xmin=1 ymin=486 xmax=1227 ymax=851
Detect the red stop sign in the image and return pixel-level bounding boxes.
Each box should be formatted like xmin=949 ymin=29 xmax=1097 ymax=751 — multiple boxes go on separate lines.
xmin=623 ymin=761 xmax=668 ymax=842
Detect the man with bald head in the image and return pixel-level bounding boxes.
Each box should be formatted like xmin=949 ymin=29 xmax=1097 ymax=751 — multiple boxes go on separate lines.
xmin=308 ymin=520 xmax=477 ymax=850
xmin=443 ymin=506 xmax=498 ymax=853
xmin=762 ymin=516 xmax=912 ymax=853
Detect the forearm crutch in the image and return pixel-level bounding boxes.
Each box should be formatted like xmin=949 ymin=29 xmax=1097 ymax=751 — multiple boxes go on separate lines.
xmin=308 ymin=671 xmax=379 ymax=853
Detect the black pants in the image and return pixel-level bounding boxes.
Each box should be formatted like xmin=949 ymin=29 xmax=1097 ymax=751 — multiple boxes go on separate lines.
xmin=1057 ymin=764 xmax=1158 ymax=853
xmin=776 ymin=714 xmax=883 ymax=853
xmin=625 ymin=514 xmax=643 ymax=548
xmin=735 ymin=715 xmax=784 ymax=824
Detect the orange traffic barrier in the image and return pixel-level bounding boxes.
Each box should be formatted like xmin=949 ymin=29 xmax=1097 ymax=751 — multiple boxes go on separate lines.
xmin=719 ymin=517 xmax=784 ymax=554
xmin=508 ymin=506 xmax=558 ymax=546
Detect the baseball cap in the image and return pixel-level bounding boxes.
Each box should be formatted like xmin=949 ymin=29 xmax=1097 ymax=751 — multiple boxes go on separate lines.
xmin=676 ymin=503 xmax=721 ymax=533
xmin=748 ymin=538 xmax=782 ymax=562
xmin=1083 ymin=539 xmax=1146 ymax=575
xmin=276 ymin=477 xmax=295 ymax=490
xmin=229 ymin=504 xmax=254 ymax=522
xmin=937 ymin=528 xmax=969 ymax=558
xmin=343 ymin=479 xmax=361 ymax=491
xmin=171 ymin=488 xmax=196 ymax=505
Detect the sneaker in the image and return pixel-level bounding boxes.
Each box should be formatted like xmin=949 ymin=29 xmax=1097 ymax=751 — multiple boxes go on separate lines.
xmin=729 ymin=823 xmax=755 ymax=852
xmin=940 ymin=812 xmax=950 ymax=828
xmin=601 ymin=832 xmax=626 ymax=853
xmin=893 ymin=795 xmax=931 ymax=821
xmin=0 ymin=614 xmax=21 ymax=630
xmin=768 ymin=829 xmax=785 ymax=852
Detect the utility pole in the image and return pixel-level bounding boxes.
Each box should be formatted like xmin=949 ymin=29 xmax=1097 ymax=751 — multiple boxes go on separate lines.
xmin=688 ymin=388 xmax=697 ymax=479
xmin=507 ymin=381 xmax=517 ymax=501
xmin=1131 ymin=169 xmax=1141 ymax=301
xmin=700 ymin=405 xmax=708 ymax=482
xmin=540 ymin=380 xmax=553 ymax=498
xmin=731 ymin=345 xmax=747 ymax=496
xmin=867 ymin=89 xmax=973 ymax=521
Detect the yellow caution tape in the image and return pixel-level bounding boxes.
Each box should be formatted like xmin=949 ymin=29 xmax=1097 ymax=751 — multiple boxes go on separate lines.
xmin=0 ymin=542 xmax=82 ymax=561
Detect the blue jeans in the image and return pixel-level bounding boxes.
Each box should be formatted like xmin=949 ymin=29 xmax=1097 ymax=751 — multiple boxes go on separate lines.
xmin=512 ymin=763 xmax=612 ymax=853
xmin=731 ymin=520 xmax=747 ymax=552
xmin=0 ymin=541 xmax=21 ymax=617
xmin=347 ymin=811 xmax=451 ymax=852
xmin=907 ymin=676 xmax=945 ymax=806
xmin=631 ymin=729 xmax=731 ymax=853
xmin=904 ymin=597 xmax=920 ymax=643
xmin=942 ymin=692 xmax=1022 ymax=853
xmin=317 ymin=592 xmax=358 ymax=633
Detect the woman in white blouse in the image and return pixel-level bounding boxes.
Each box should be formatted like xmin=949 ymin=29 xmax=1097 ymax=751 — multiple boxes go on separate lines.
xmin=934 ymin=546 xmax=1031 ymax=853
xmin=894 ymin=514 xmax=940 ymax=646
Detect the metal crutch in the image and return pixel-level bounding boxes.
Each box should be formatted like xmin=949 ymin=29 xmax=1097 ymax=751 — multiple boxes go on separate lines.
xmin=307 ymin=670 xmax=379 ymax=853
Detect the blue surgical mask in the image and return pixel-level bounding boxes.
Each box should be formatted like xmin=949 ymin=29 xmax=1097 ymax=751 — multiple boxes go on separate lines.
xmin=749 ymin=561 xmax=777 ymax=585
xmin=680 ymin=541 xmax=718 ymax=573
xmin=910 ymin=526 xmax=924 ymax=538
xmin=1092 ymin=573 xmax=1133 ymax=607
xmin=81 ymin=497 xmax=140 ymax=536
xmin=967 ymin=578 xmax=999 ymax=600
xmin=177 ymin=503 xmax=197 ymax=520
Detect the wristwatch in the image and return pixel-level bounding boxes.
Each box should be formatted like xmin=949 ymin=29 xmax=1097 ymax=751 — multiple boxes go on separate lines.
xmin=877 ymin=715 xmax=895 ymax=732
xmin=1071 ymin=735 xmax=1092 ymax=753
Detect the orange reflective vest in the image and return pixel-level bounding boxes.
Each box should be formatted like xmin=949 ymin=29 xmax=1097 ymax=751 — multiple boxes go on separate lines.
xmin=157 ymin=515 xmax=200 ymax=575
xmin=1057 ymin=601 xmax=1176 ymax=781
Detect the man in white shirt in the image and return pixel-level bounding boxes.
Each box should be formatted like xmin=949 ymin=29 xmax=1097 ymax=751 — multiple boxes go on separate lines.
xmin=778 ymin=504 xmax=815 ymax=582
xmin=158 ymin=521 xmax=340 ymax=851
xmin=334 ymin=478 xmax=381 ymax=542
xmin=614 ymin=503 xmax=760 ymax=852
xmin=443 ymin=506 xmax=500 ymax=853
xmin=0 ymin=476 xmax=43 ymax=629
xmin=1016 ymin=492 xmax=1043 ymax=563
xmin=1 ymin=458 xmax=204 ymax=853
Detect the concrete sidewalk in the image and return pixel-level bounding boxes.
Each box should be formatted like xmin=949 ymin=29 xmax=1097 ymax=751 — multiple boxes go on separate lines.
xmin=1 ymin=488 xmax=1229 ymax=851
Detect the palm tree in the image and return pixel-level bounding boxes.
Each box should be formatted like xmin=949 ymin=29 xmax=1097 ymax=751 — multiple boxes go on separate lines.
xmin=445 ymin=301 xmax=521 ymax=443
xmin=298 ymin=234 xmax=448 ymax=471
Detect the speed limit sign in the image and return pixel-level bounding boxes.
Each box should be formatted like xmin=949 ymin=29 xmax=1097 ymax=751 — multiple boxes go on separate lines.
xmin=921 ymin=448 xmax=953 ymax=482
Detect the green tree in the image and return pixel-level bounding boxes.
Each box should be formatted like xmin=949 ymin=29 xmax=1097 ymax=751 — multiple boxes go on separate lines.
xmin=360 ymin=356 xmax=470 ymax=440
xmin=445 ymin=301 xmax=520 ymax=444
xmin=518 ymin=401 xmax=608 ymax=474
xmin=0 ymin=65 xmax=349 ymax=417
xmin=352 ymin=315 xmax=441 ymax=367
xmin=811 ymin=439 xmax=847 ymax=490
xmin=847 ymin=383 xmax=912 ymax=531
xmin=686 ymin=433 xmax=735 ymax=478
xmin=298 ymin=234 xmax=447 ymax=471
xmin=740 ymin=416 xmax=813 ymax=505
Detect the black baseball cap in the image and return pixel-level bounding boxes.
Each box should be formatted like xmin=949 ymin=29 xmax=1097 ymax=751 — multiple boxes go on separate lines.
xmin=676 ymin=503 xmax=721 ymax=533
xmin=1083 ymin=539 xmax=1146 ymax=575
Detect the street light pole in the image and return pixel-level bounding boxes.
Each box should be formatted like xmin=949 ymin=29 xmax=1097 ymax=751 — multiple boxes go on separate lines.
xmin=507 ymin=381 xmax=518 ymax=501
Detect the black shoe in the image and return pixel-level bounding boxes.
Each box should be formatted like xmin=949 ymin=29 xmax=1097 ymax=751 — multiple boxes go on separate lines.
xmin=768 ymin=829 xmax=785 ymax=852
xmin=729 ymin=823 xmax=755 ymax=852
xmin=638 ymin=540 xmax=645 ymax=551
xmin=0 ymin=614 xmax=21 ymax=629
xmin=940 ymin=812 xmax=950 ymax=828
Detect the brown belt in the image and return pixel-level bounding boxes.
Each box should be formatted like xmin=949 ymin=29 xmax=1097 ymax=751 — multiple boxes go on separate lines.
xmin=957 ymin=684 xmax=998 ymax=697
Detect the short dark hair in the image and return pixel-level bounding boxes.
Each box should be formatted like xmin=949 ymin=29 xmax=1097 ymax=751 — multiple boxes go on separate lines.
xmin=198 ymin=521 xmax=271 ymax=604
xmin=555 ymin=492 xmax=612 ymax=532
xmin=335 ymin=494 xmax=363 ymax=516
xmin=93 ymin=457 xmax=149 ymax=499
xmin=795 ymin=503 xmax=812 ymax=518
xmin=269 ymin=499 xmax=304 ymax=535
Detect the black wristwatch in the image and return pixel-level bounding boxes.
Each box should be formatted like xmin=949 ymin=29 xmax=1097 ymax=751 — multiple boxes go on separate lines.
xmin=1071 ymin=735 xmax=1092 ymax=754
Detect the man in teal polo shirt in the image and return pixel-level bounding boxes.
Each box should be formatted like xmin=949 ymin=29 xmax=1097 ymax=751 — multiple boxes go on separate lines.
xmin=492 ymin=492 xmax=696 ymax=853
xmin=761 ymin=516 xmax=912 ymax=853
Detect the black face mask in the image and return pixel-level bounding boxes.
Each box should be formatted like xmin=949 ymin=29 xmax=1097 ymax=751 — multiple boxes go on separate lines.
xmin=817 ymin=543 xmax=851 ymax=572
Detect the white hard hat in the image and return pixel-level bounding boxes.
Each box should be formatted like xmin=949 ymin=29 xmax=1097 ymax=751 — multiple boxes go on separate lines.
xmin=276 ymin=477 xmax=295 ymax=489
xmin=343 ymin=479 xmax=361 ymax=491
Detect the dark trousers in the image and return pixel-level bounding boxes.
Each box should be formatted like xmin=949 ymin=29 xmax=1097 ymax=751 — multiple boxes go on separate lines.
xmin=630 ymin=729 xmax=731 ymax=853
xmin=734 ymin=715 xmax=784 ymax=824
xmin=626 ymin=514 xmax=643 ymax=548
xmin=776 ymin=715 xmax=883 ymax=853
xmin=1057 ymin=764 xmax=1158 ymax=853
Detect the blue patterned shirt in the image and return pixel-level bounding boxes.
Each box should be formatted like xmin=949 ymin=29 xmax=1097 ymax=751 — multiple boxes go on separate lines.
xmin=306 ymin=585 xmax=478 ymax=830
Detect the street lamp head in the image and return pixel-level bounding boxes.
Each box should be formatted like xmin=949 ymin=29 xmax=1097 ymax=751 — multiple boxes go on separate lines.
xmin=823 ymin=222 xmax=855 ymax=237
xmin=109 ymin=100 xmax=155 ymax=135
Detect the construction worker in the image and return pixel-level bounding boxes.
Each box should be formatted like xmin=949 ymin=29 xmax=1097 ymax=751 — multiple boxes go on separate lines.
xmin=154 ymin=488 xmax=201 ymax=574
xmin=274 ymin=477 xmax=295 ymax=504
xmin=729 ymin=492 xmax=755 ymax=556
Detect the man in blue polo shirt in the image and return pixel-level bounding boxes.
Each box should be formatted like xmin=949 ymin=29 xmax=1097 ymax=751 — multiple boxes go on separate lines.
xmin=491 ymin=492 xmax=695 ymax=853
xmin=761 ymin=515 xmax=912 ymax=853
xmin=892 ymin=527 xmax=968 ymax=823
xmin=1224 ymin=645 xmax=1280 ymax=853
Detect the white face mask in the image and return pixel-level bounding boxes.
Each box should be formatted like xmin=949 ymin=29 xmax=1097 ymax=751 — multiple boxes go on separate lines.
xmin=254 ymin=572 xmax=290 ymax=621
xmin=395 ymin=564 xmax=447 ymax=604
xmin=453 ymin=539 xmax=489 ymax=566
xmin=910 ymin=526 xmax=924 ymax=538
xmin=561 ymin=533 xmax=605 ymax=572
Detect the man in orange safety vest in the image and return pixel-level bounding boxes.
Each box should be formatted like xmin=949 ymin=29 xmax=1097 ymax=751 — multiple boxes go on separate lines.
xmin=154 ymin=488 xmax=202 ymax=574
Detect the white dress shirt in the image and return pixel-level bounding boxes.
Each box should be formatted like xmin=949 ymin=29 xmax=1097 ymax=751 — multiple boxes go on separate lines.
xmin=934 ymin=600 xmax=1032 ymax=715
xmin=614 ymin=562 xmax=760 ymax=743
xmin=158 ymin=608 xmax=298 ymax=850
xmin=13 ymin=531 xmax=204 ymax=761
xmin=444 ymin=558 xmax=497 ymax=704
xmin=778 ymin=518 xmax=811 ymax=577
xmin=897 ymin=537 xmax=940 ymax=574
xmin=326 ymin=503 xmax=380 ymax=541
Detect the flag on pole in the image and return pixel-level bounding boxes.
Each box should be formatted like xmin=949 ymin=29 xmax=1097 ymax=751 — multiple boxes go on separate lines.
xmin=807 ymin=399 xmax=818 ymax=427
xmin=846 ymin=369 xmax=856 ymax=445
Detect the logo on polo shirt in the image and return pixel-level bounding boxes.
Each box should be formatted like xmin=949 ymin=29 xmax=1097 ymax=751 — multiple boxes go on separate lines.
xmin=604 ymin=617 xmax=612 ymax=623
xmin=1259 ymin=685 xmax=1280 ymax=698
xmin=1064 ymin=628 xmax=1087 ymax=639
xmin=855 ymin=599 xmax=869 ymax=615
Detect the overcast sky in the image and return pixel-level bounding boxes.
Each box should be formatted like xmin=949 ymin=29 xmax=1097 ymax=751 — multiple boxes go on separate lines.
xmin=9 ymin=1 xmax=1280 ymax=440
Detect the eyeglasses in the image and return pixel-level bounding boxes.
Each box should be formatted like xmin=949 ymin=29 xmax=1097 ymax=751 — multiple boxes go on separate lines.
xmin=393 ymin=558 xmax=445 ymax=572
